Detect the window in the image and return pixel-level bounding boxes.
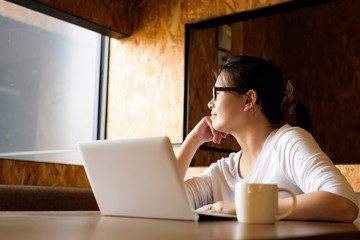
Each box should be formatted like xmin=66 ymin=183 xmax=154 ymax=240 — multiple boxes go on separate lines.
xmin=0 ymin=1 xmax=106 ymax=164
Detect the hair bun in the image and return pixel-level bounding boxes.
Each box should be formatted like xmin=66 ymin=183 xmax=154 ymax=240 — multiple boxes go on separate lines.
xmin=281 ymin=80 xmax=298 ymax=114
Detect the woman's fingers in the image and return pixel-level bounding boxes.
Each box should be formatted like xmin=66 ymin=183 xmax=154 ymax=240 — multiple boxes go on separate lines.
xmin=196 ymin=202 xmax=236 ymax=215
xmin=192 ymin=116 xmax=227 ymax=144
xmin=213 ymin=131 xmax=221 ymax=144
xmin=196 ymin=204 xmax=216 ymax=213
xmin=203 ymin=117 xmax=227 ymax=144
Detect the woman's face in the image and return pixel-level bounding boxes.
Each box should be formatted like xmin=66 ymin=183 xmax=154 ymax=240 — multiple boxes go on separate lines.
xmin=208 ymin=72 xmax=246 ymax=134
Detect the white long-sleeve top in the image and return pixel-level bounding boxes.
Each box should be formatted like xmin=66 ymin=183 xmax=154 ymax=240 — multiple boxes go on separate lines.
xmin=185 ymin=124 xmax=358 ymax=209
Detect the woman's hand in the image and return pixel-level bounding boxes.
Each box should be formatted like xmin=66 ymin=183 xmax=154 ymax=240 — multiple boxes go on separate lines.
xmin=190 ymin=116 xmax=227 ymax=144
xmin=196 ymin=201 xmax=236 ymax=215
xmin=176 ymin=116 xmax=227 ymax=178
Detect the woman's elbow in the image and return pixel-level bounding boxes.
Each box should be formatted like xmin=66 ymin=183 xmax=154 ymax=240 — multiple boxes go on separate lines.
xmin=338 ymin=200 xmax=358 ymax=223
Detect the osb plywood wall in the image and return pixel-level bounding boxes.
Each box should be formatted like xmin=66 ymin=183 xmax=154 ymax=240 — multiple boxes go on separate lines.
xmin=108 ymin=0 xmax=291 ymax=165
xmin=0 ymin=0 xmax=292 ymax=186
xmin=107 ymin=0 xmax=292 ymax=143
xmin=0 ymin=159 xmax=90 ymax=187
xmin=189 ymin=0 xmax=360 ymax=165
xmin=32 ymin=0 xmax=132 ymax=35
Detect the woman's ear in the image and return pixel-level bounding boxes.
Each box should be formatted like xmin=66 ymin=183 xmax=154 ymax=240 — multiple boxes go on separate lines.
xmin=243 ymin=89 xmax=258 ymax=112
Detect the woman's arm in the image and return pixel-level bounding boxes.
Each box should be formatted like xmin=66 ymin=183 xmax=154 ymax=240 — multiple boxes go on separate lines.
xmin=176 ymin=116 xmax=227 ymax=178
xmin=279 ymin=191 xmax=358 ymax=223
xmin=176 ymin=133 xmax=203 ymax=179
xmin=195 ymin=191 xmax=358 ymax=222
xmin=277 ymin=128 xmax=359 ymax=222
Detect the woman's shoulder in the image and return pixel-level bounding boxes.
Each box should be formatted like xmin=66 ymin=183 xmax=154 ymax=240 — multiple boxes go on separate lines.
xmin=274 ymin=124 xmax=313 ymax=142
xmin=271 ymin=124 xmax=322 ymax=156
xmin=267 ymin=124 xmax=319 ymax=152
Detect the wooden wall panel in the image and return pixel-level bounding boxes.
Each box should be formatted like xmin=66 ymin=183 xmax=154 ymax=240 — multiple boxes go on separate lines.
xmin=0 ymin=159 xmax=90 ymax=187
xmin=278 ymin=0 xmax=360 ymax=164
xmin=188 ymin=27 xmax=217 ymax=137
xmin=107 ymin=0 xmax=188 ymax=143
xmin=336 ymin=165 xmax=360 ymax=192
xmin=32 ymin=0 xmax=132 ymax=35
xmin=191 ymin=149 xmax=233 ymax=167
xmin=239 ymin=0 xmax=360 ymax=164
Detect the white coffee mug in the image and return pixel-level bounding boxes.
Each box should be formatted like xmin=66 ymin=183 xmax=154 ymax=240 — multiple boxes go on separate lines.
xmin=235 ymin=183 xmax=297 ymax=224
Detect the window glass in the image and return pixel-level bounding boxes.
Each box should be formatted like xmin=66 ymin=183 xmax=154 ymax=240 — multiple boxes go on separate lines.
xmin=0 ymin=1 xmax=101 ymax=164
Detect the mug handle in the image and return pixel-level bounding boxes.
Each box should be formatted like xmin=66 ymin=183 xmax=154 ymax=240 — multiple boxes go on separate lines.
xmin=276 ymin=188 xmax=297 ymax=220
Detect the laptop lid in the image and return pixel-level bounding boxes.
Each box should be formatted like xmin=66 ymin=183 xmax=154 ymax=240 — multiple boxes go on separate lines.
xmin=78 ymin=136 xmax=199 ymax=221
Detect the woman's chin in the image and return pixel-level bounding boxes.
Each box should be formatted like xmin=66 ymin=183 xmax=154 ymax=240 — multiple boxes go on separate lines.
xmin=213 ymin=124 xmax=231 ymax=135
xmin=212 ymin=122 xmax=223 ymax=132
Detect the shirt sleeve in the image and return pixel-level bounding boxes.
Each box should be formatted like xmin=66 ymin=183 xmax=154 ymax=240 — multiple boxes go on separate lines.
xmin=276 ymin=127 xmax=358 ymax=207
xmin=185 ymin=166 xmax=214 ymax=209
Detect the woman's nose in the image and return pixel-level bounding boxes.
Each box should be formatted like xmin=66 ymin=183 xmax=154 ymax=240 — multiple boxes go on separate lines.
xmin=208 ymin=98 xmax=214 ymax=109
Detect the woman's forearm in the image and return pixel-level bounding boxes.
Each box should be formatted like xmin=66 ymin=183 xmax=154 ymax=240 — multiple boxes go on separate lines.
xmin=176 ymin=133 xmax=203 ymax=179
xmin=279 ymin=191 xmax=358 ymax=223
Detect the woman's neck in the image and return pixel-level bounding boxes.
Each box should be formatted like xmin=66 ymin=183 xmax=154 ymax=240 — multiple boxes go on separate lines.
xmin=233 ymin=121 xmax=277 ymax=164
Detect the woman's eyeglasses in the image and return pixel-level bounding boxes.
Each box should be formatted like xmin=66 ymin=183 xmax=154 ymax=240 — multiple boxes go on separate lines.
xmin=213 ymin=87 xmax=242 ymax=100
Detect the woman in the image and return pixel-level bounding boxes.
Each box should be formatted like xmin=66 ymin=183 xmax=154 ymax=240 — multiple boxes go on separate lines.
xmin=176 ymin=55 xmax=358 ymax=222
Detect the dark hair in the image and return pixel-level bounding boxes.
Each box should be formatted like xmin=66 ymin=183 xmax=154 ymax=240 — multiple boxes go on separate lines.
xmin=219 ymin=55 xmax=310 ymax=131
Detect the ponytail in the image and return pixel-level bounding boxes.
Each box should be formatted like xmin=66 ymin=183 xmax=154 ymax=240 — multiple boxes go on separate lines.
xmin=281 ymin=80 xmax=311 ymax=132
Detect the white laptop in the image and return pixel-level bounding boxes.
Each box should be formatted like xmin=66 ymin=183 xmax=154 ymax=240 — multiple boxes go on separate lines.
xmin=78 ymin=136 xmax=236 ymax=221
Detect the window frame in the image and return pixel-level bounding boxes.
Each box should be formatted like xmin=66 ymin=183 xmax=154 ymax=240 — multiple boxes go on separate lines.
xmin=0 ymin=0 xmax=126 ymax=163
